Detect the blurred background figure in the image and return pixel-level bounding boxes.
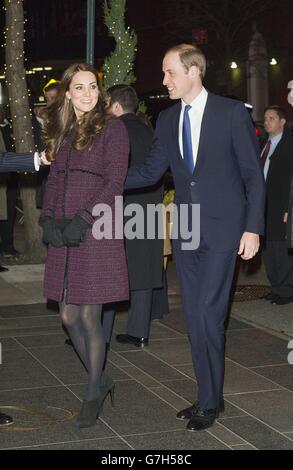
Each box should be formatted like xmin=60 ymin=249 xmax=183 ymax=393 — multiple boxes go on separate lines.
xmin=34 ymin=80 xmax=60 ymax=209
xmin=103 ymin=84 xmax=164 ymax=348
xmin=261 ymin=105 xmax=293 ymax=305
xmin=0 ymin=105 xmax=19 ymax=261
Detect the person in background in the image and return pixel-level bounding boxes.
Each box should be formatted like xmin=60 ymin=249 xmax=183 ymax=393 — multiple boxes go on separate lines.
xmin=0 ymin=148 xmax=50 ymax=425
xmin=261 ymin=106 xmax=293 ymax=305
xmin=102 ymin=85 xmax=164 ymax=348
xmin=0 ymin=106 xmax=20 ymax=258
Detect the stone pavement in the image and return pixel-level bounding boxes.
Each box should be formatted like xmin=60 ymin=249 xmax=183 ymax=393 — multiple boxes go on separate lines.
xmin=0 ymin=258 xmax=292 ymax=450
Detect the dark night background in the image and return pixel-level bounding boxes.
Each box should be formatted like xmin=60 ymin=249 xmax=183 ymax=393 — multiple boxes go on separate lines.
xmin=1 ymin=0 xmax=293 ymax=118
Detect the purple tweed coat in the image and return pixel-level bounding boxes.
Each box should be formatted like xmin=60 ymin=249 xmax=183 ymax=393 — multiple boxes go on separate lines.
xmin=42 ymin=119 xmax=130 ymax=304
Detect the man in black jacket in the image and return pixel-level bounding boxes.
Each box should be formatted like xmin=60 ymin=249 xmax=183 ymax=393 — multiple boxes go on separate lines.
xmin=103 ymin=85 xmax=164 ymax=347
xmin=0 ymin=149 xmax=49 ymax=426
xmin=261 ymin=106 xmax=293 ymax=305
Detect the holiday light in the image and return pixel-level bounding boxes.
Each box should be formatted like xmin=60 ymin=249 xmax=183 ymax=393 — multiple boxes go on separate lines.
xmin=102 ymin=0 xmax=137 ymax=89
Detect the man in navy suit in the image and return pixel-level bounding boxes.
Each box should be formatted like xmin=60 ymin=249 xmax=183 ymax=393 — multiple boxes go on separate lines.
xmin=0 ymin=149 xmax=49 ymax=426
xmin=0 ymin=151 xmax=44 ymax=173
xmin=125 ymin=44 xmax=265 ymax=431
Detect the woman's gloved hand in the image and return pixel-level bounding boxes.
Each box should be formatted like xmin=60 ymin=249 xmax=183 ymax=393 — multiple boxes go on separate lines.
xmin=62 ymin=215 xmax=90 ymax=247
xmin=39 ymin=217 xmax=64 ymax=247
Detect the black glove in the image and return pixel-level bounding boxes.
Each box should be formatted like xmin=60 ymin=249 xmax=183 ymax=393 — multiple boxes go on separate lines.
xmin=39 ymin=217 xmax=64 ymax=247
xmin=62 ymin=215 xmax=90 ymax=247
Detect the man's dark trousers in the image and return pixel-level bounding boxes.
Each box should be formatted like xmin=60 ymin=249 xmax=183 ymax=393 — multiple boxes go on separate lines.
xmin=174 ymin=237 xmax=237 ymax=410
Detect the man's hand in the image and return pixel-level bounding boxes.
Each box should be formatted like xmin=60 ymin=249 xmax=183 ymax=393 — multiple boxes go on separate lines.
xmin=238 ymin=232 xmax=260 ymax=260
xmin=284 ymin=212 xmax=288 ymax=223
xmin=40 ymin=151 xmax=51 ymax=166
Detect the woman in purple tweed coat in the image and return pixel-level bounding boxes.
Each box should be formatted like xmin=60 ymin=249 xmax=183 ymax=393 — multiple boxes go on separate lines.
xmin=40 ymin=63 xmax=129 ymax=429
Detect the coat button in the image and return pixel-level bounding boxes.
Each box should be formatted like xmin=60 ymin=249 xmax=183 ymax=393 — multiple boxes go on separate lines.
xmin=190 ymin=181 xmax=196 ymax=187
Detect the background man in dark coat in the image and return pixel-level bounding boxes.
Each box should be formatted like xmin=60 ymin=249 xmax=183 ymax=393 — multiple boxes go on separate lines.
xmin=0 ymin=149 xmax=48 ymax=426
xmin=103 ymin=85 xmax=164 ymax=348
xmin=261 ymin=106 xmax=293 ymax=305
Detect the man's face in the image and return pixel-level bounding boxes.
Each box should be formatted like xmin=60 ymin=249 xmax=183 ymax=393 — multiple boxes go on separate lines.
xmin=162 ymin=51 xmax=199 ymax=102
xmin=264 ymin=109 xmax=286 ymax=137
xmin=45 ymin=88 xmax=58 ymax=105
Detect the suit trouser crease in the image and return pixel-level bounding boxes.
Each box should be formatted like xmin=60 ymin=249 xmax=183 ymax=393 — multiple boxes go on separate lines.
xmin=174 ymin=240 xmax=237 ymax=410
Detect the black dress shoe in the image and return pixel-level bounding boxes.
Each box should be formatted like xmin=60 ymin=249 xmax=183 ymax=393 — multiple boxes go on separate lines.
xmin=186 ymin=408 xmax=218 ymax=431
xmin=177 ymin=399 xmax=224 ymax=420
xmin=260 ymin=292 xmax=278 ymax=301
xmin=65 ymin=338 xmax=73 ymax=346
xmin=273 ymin=296 xmax=293 ymax=305
xmin=0 ymin=265 xmax=9 ymax=272
xmin=2 ymin=247 xmax=20 ymax=257
xmin=0 ymin=412 xmax=13 ymax=426
xmin=116 ymin=334 xmax=149 ymax=348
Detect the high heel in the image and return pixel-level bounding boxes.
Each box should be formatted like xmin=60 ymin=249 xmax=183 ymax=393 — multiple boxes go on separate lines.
xmin=75 ymin=396 xmax=104 ymax=429
xmin=101 ymin=376 xmax=115 ymax=407
xmin=75 ymin=377 xmax=115 ymax=429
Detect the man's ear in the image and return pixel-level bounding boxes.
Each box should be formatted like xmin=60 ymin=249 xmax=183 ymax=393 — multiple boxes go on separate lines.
xmin=112 ymin=101 xmax=123 ymax=116
xmin=189 ymin=64 xmax=200 ymax=79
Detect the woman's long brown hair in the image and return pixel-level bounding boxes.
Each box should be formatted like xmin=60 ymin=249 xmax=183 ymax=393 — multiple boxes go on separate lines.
xmin=42 ymin=63 xmax=112 ymax=161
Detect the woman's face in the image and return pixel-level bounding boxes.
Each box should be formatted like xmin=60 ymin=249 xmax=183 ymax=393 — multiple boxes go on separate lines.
xmin=66 ymin=71 xmax=100 ymax=119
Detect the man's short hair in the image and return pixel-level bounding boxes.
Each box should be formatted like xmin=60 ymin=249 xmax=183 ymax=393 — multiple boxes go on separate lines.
xmin=165 ymin=44 xmax=206 ymax=79
xmin=106 ymin=84 xmax=139 ymax=113
xmin=264 ymin=105 xmax=286 ymax=120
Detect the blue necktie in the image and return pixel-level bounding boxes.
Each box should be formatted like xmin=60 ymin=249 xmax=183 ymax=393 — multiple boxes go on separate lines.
xmin=182 ymin=105 xmax=194 ymax=174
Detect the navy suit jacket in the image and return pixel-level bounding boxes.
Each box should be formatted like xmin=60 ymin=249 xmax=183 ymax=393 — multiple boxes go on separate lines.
xmin=0 ymin=152 xmax=35 ymax=173
xmin=125 ymin=92 xmax=266 ymax=251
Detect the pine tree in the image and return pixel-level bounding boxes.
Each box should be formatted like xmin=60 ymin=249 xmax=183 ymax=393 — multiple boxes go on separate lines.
xmin=102 ymin=0 xmax=137 ymax=90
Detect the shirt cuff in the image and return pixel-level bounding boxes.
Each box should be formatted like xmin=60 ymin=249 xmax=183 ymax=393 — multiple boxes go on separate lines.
xmin=34 ymin=152 xmax=40 ymax=171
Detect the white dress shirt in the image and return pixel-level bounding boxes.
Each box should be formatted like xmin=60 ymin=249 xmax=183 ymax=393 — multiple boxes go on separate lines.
xmin=179 ymin=87 xmax=208 ymax=167
xmin=262 ymin=132 xmax=283 ymax=180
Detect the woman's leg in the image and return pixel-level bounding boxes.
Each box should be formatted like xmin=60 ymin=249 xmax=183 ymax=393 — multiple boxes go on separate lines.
xmin=59 ymin=300 xmax=88 ymax=369
xmin=80 ymin=304 xmax=105 ymax=401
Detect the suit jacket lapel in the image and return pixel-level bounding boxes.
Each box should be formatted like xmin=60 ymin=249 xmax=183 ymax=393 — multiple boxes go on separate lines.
xmin=193 ymin=92 xmax=211 ymax=175
xmin=172 ymin=102 xmax=182 ymax=161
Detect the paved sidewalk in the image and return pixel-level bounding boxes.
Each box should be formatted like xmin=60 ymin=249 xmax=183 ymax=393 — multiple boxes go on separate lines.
xmin=0 ymin=259 xmax=292 ymax=450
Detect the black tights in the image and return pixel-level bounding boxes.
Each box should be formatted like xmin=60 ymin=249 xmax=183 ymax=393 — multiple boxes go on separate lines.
xmin=59 ymin=301 xmax=106 ymax=401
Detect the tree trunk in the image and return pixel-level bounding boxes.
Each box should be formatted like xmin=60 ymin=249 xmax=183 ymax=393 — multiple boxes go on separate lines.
xmin=5 ymin=0 xmax=46 ymax=262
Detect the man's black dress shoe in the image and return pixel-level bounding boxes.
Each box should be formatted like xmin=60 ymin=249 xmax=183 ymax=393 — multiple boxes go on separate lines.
xmin=2 ymin=247 xmax=20 ymax=257
xmin=65 ymin=338 xmax=73 ymax=346
xmin=0 ymin=412 xmax=13 ymax=426
xmin=0 ymin=265 xmax=9 ymax=272
xmin=116 ymin=334 xmax=149 ymax=348
xmin=260 ymin=292 xmax=279 ymax=301
xmin=272 ymin=296 xmax=293 ymax=305
xmin=177 ymin=399 xmax=224 ymax=420
xmin=187 ymin=408 xmax=218 ymax=431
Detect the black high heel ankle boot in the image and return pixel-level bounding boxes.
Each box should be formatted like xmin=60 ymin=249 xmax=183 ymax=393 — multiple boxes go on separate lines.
xmin=75 ymin=378 xmax=116 ymax=429
xmin=75 ymin=395 xmax=104 ymax=429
